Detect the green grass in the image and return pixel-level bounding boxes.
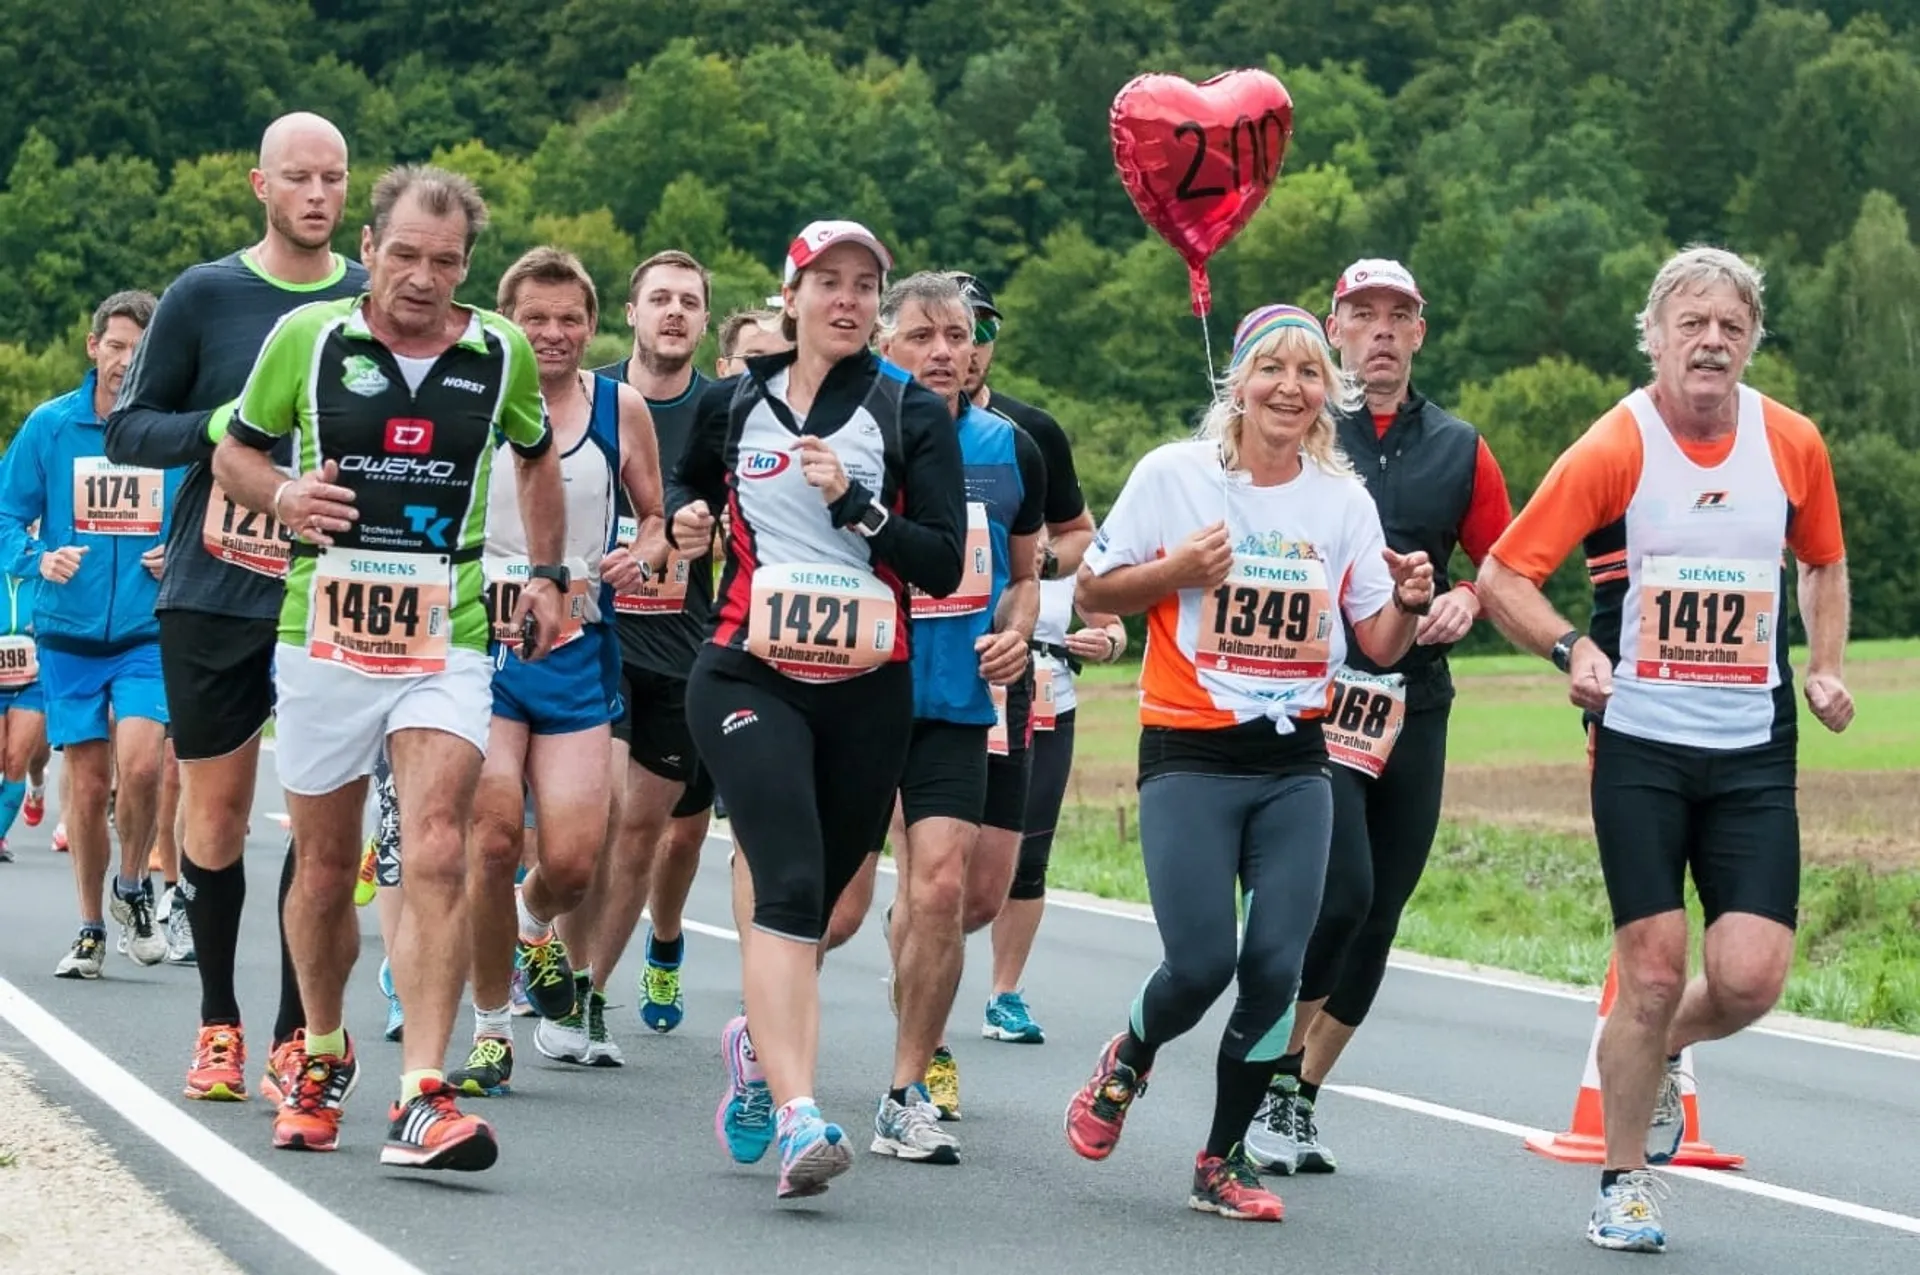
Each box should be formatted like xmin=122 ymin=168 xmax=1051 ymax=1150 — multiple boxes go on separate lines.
xmin=1049 ymin=811 xmax=1920 ymax=1032
xmin=1074 ymin=637 xmax=1920 ymax=771
xmin=1051 ymin=637 xmax=1920 ymax=1034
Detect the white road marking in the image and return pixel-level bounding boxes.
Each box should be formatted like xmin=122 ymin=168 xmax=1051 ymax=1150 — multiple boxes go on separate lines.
xmin=1334 ymin=1083 xmax=1920 ymax=1238
xmin=687 ymin=843 xmax=1920 ymax=1239
xmin=0 ymin=978 xmax=428 ymax=1275
xmin=850 ymin=845 xmax=1920 ymax=1061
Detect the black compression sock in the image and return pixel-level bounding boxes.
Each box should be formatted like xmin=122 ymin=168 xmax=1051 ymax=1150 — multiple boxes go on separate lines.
xmin=271 ymin=841 xmax=306 ymax=1046
xmin=1115 ymin=1027 xmax=1158 ymax=1076
xmin=1208 ymin=1052 xmax=1280 ymax=1160
xmin=1298 ymin=1079 xmax=1321 ymax=1104
xmin=649 ymin=931 xmax=685 ymax=965
xmin=1276 ymin=1049 xmax=1304 ymax=1079
xmin=889 ymin=1086 xmax=910 ymax=1106
xmin=181 ymin=856 xmax=246 ymax=1026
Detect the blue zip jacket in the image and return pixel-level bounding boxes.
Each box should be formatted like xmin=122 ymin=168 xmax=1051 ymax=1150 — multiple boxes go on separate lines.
xmin=1 ymin=571 xmax=32 ymax=639
xmin=910 ymin=402 xmax=1039 ymax=725
xmin=0 ymin=370 xmax=181 ymax=654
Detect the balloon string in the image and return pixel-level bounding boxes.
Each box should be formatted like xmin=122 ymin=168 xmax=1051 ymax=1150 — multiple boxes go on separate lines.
xmin=1200 ymin=311 xmax=1218 ymax=395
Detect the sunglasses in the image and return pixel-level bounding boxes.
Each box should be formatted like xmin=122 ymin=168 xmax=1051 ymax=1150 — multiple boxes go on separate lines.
xmin=974 ymin=316 xmax=1001 ymax=345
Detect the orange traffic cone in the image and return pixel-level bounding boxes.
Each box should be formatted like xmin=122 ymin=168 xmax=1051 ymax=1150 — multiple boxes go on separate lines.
xmin=1525 ymin=955 xmax=1745 ymax=1170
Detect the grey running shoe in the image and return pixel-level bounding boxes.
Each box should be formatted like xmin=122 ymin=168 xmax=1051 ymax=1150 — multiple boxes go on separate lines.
xmin=871 ymin=1083 xmax=959 ymax=1164
xmin=1587 ymin=1169 xmax=1670 ymax=1252
xmin=1245 ymin=1074 xmax=1335 ymax=1174
xmin=55 ymin=931 xmax=106 ymax=979
xmin=111 ymin=881 xmax=167 ymax=966
xmin=161 ymin=886 xmax=196 ymax=965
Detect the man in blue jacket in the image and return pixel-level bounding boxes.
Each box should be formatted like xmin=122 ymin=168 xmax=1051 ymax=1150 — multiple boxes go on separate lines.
xmin=0 ymin=290 xmax=180 ymax=978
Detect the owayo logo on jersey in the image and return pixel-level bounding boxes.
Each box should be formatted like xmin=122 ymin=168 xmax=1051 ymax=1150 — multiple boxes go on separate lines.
xmin=740 ymin=450 xmax=792 ymax=479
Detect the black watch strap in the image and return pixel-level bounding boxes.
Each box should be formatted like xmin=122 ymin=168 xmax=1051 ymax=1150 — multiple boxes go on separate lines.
xmin=1550 ymin=628 xmax=1582 ymax=673
xmin=528 ymin=563 xmax=571 ymax=590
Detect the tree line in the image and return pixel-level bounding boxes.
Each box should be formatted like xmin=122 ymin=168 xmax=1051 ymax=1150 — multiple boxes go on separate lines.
xmin=3 ymin=1 xmax=1918 ymax=643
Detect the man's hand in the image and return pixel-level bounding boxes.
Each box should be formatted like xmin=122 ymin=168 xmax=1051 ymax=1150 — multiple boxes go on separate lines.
xmin=599 ymin=547 xmax=645 ymax=596
xmin=1805 ymin=671 xmax=1855 ymax=734
xmin=794 ymin=436 xmax=850 ymax=504
xmin=279 ymin=460 xmax=359 ymax=546
xmin=673 ymin=499 xmax=714 ymax=552
xmin=511 ymin=577 xmax=569 ymax=663
xmin=976 ymin=629 xmax=1030 ymax=686
xmin=141 ymin=545 xmax=165 ymax=581
xmin=1385 ymin=548 xmax=1435 ymax=613
xmin=39 ymin=546 xmax=86 ymax=584
xmin=1167 ymin=521 xmax=1233 ymax=591
xmin=1065 ymin=628 xmax=1119 ymax=663
xmin=1415 ymin=583 xmax=1477 ymax=645
xmin=1568 ymin=637 xmax=1613 ymax=713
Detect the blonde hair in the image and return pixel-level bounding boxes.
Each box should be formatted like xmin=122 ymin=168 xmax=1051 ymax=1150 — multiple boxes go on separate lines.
xmin=1198 ymin=324 xmax=1358 ymax=476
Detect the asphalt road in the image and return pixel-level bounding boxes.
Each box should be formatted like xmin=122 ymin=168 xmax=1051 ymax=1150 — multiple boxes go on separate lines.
xmin=3 ymin=749 xmax=1918 ymax=1274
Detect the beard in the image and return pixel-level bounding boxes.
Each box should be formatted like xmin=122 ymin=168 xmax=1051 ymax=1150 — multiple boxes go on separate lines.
xmin=269 ymin=203 xmax=335 ymax=252
xmin=636 ymin=338 xmax=692 ymax=378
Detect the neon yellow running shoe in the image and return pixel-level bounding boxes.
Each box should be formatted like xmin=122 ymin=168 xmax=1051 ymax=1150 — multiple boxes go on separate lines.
xmin=353 ymin=841 xmax=378 ymax=908
xmin=925 ymin=1046 xmax=961 ymax=1121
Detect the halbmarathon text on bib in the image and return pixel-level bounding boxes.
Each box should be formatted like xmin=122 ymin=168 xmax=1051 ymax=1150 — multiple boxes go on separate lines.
xmin=73 ymin=458 xmax=165 ymax=535
xmin=308 ymin=548 xmax=452 ymax=677
xmin=1197 ymin=554 xmax=1334 ymax=679
xmin=1635 ymin=555 xmax=1775 ymax=686
xmin=747 ymin=563 xmax=897 ymax=683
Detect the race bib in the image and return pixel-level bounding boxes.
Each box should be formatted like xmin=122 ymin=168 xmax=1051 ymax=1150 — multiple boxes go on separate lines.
xmin=747 ymin=563 xmax=897 ymax=683
xmin=1636 ymin=556 xmax=1775 ymax=686
xmin=484 ymin=556 xmax=590 ymax=652
xmin=308 ymin=549 xmax=452 ymax=677
xmin=987 ymin=682 xmax=1010 ymax=756
xmin=1323 ymin=671 xmax=1407 ymax=778
xmin=911 ymin=502 xmax=992 ymax=618
xmin=1197 ymin=553 xmax=1334 ymax=679
xmin=1032 ymin=663 xmax=1058 ymax=732
xmin=611 ymin=515 xmax=690 ymax=616
xmin=0 ymin=634 xmax=37 ymax=689
xmin=73 ymin=458 xmax=164 ymax=535
xmin=202 ymin=479 xmax=293 ymax=579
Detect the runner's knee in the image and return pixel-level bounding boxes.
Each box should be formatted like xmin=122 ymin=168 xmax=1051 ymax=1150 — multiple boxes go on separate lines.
xmin=467 ymin=803 xmax=523 ymax=882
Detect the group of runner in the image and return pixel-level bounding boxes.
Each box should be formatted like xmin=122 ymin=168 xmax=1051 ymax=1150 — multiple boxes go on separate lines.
xmin=0 ymin=106 xmax=1855 ymax=1254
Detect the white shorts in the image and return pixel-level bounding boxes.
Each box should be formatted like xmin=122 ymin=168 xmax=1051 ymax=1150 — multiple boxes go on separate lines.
xmin=273 ymin=642 xmax=493 ymax=796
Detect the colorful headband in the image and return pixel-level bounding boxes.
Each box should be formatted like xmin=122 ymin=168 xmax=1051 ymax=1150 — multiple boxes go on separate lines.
xmin=1229 ymin=304 xmax=1331 ymax=370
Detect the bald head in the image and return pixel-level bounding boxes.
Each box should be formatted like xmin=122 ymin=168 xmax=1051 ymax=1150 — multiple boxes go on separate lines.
xmin=251 ymin=113 xmax=350 ymax=254
xmin=258 ymin=112 xmax=348 ymax=170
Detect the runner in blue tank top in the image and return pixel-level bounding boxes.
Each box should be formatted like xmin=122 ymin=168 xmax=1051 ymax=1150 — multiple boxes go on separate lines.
xmin=447 ymin=247 xmax=667 ymax=1100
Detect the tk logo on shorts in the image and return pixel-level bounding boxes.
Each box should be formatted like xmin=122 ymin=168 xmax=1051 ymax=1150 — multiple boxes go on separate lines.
xmin=385 ymin=418 xmax=434 ymax=455
xmin=1691 ymin=490 xmax=1731 ymax=512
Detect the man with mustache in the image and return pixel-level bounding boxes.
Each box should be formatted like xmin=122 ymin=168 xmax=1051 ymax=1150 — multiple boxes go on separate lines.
xmin=1478 ymin=247 xmax=1853 ymax=1253
xmin=106 ymin=110 xmax=366 ymax=1104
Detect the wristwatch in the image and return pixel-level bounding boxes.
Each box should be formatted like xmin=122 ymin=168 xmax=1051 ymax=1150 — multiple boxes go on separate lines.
xmin=527 ymin=563 xmax=571 ymax=590
xmin=852 ymin=503 xmax=889 ymax=538
xmin=1550 ymin=628 xmax=1583 ymax=673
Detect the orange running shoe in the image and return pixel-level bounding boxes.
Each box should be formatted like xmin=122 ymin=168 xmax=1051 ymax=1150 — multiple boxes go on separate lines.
xmin=184 ymin=1025 xmax=247 ymax=1101
xmin=271 ymin=1038 xmax=359 ymax=1153
xmin=379 ymin=1076 xmax=499 ymax=1171
xmin=261 ymin=1030 xmax=305 ymax=1107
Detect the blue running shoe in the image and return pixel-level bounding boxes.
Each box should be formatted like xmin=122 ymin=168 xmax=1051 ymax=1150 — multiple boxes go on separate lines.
xmin=776 ymin=1101 xmax=851 ymax=1200
xmin=715 ymin=1015 xmax=774 ymax=1164
xmin=379 ymin=958 xmax=404 ymax=1043
xmin=1587 ymin=1170 xmax=1669 ymax=1252
xmin=640 ymin=928 xmax=685 ymax=1034
xmin=982 ymin=991 xmax=1045 ymax=1043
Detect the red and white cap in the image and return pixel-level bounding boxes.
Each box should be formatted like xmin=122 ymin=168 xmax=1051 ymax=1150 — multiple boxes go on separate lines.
xmin=1334 ymin=258 xmax=1424 ymax=307
xmin=783 ymin=220 xmax=894 ymax=285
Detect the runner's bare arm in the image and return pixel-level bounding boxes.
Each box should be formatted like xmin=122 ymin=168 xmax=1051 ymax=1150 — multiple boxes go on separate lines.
xmin=1352 ymin=549 xmax=1433 ymax=666
xmin=665 ymin=384 xmax=726 ymax=549
xmin=1046 ymin=510 xmax=1096 ymax=578
xmin=614 ymin=383 xmax=668 ymax=572
xmin=979 ymin=528 xmax=1041 ymax=685
xmin=1798 ymin=557 xmax=1854 ymax=733
xmin=1077 ymin=521 xmax=1232 ymax=617
xmin=1475 ymin=556 xmax=1577 ymax=658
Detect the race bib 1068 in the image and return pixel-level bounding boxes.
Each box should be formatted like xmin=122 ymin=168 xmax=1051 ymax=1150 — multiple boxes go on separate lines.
xmin=1323 ymin=671 xmax=1406 ymax=779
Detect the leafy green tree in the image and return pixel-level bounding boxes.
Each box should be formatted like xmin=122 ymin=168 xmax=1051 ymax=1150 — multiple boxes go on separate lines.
xmin=1784 ymin=191 xmax=1920 ymax=447
xmin=0 ymin=321 xmax=88 ymax=444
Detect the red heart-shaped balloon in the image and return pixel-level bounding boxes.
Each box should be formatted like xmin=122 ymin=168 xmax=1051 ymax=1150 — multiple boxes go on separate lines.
xmin=1111 ymin=69 xmax=1294 ymax=317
